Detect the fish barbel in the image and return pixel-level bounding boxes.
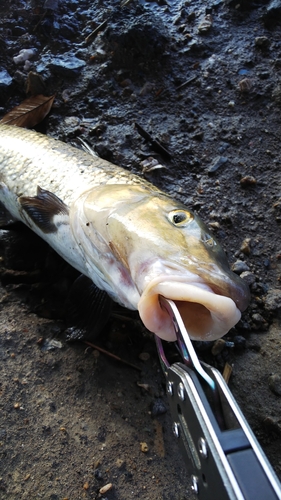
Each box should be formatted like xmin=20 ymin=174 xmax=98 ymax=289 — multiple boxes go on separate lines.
xmin=0 ymin=124 xmax=250 ymax=341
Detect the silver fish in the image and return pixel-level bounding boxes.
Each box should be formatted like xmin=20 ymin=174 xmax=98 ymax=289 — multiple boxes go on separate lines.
xmin=0 ymin=124 xmax=250 ymax=341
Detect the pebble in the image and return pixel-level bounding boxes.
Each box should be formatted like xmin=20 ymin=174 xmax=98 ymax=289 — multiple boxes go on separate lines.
xmin=251 ymin=313 xmax=266 ymax=326
xmin=207 ymin=156 xmax=228 ymax=175
xmin=240 ymin=175 xmax=257 ymax=188
xmin=232 ymin=260 xmax=250 ymax=274
xmin=40 ymin=338 xmax=63 ymax=351
xmin=211 ymin=339 xmax=226 ymax=356
xmin=255 ymin=36 xmax=270 ymax=49
xmin=140 ymin=82 xmax=154 ymax=95
xmin=198 ymin=14 xmax=213 ymax=34
xmin=115 ymin=458 xmax=125 ymax=469
xmin=13 ymin=48 xmax=37 ymax=65
xmin=139 ymin=352 xmax=150 ymax=361
xmin=94 ymin=469 xmax=103 ymax=480
xmin=99 ymin=483 xmax=113 ymax=494
xmin=0 ymin=68 xmax=12 ymax=88
xmin=150 ymin=399 xmax=167 ymax=417
xmin=140 ymin=442 xmax=149 ymax=453
xmin=240 ymin=271 xmax=256 ymax=286
xmin=268 ymin=374 xmax=281 ymax=396
xmin=64 ymin=116 xmax=81 ymax=127
xmin=238 ymin=78 xmax=252 ymax=93
xmin=47 ymin=53 xmax=86 ymax=77
xmin=264 ymin=289 xmax=281 ymax=313
xmin=240 ymin=238 xmax=251 ymax=255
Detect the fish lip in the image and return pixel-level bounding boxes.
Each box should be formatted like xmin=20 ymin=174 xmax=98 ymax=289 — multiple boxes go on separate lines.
xmin=139 ymin=270 xmax=250 ymax=311
xmin=137 ymin=275 xmax=245 ymax=342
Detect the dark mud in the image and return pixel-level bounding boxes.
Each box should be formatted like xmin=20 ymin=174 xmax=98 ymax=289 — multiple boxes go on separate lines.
xmin=1 ymin=0 xmax=281 ymax=499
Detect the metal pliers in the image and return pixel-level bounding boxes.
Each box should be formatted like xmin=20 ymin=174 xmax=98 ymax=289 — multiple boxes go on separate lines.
xmin=155 ymin=296 xmax=281 ymax=500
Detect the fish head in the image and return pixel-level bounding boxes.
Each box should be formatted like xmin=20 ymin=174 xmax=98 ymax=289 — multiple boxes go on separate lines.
xmin=70 ymin=184 xmax=250 ymax=342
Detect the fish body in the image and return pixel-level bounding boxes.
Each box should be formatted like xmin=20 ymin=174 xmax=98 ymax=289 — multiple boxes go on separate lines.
xmin=0 ymin=124 xmax=250 ymax=341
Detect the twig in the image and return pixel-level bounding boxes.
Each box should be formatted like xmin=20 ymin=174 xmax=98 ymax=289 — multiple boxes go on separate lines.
xmin=135 ymin=122 xmax=171 ymax=159
xmin=121 ymin=0 xmax=134 ymax=6
xmin=175 ymin=75 xmax=197 ymax=91
xmin=85 ymin=19 xmax=108 ymax=43
xmin=83 ymin=340 xmax=142 ymax=372
xmin=222 ymin=362 xmax=233 ymax=384
xmin=155 ymin=75 xmax=197 ymax=100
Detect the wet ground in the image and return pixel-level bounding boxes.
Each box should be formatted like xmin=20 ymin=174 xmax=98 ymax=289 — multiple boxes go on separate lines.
xmin=1 ymin=0 xmax=281 ymax=498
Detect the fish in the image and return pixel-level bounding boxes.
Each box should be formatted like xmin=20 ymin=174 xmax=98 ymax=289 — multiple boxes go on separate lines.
xmin=0 ymin=123 xmax=250 ymax=342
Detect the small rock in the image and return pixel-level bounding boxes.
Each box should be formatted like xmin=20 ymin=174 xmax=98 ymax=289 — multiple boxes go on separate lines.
xmin=198 ymin=14 xmax=213 ymax=34
xmin=12 ymin=70 xmax=26 ymax=86
xmin=211 ymin=339 xmax=226 ymax=356
xmin=264 ymin=289 xmax=281 ymax=313
xmin=140 ymin=442 xmax=149 ymax=453
xmin=207 ymin=156 xmax=228 ymax=175
xmin=94 ymin=469 xmax=103 ymax=480
xmin=115 ymin=458 xmax=125 ymax=469
xmin=268 ymin=374 xmax=281 ymax=396
xmin=240 ymin=175 xmax=257 ymax=188
xmin=255 ymin=36 xmax=270 ymax=49
xmin=238 ymin=78 xmax=252 ymax=93
xmin=48 ymin=53 xmax=86 ymax=77
xmin=240 ymin=238 xmax=251 ymax=255
xmin=99 ymin=483 xmax=113 ymax=494
xmin=251 ymin=313 xmax=266 ymax=326
xmin=40 ymin=338 xmax=63 ymax=351
xmin=150 ymin=399 xmax=167 ymax=417
xmin=13 ymin=48 xmax=37 ymax=65
xmin=240 ymin=271 xmax=256 ymax=286
xmin=232 ymin=260 xmax=250 ymax=274
xmin=139 ymin=352 xmax=150 ymax=361
xmin=140 ymin=82 xmax=154 ymax=95
xmin=0 ymin=68 xmax=12 ymax=88
xmin=64 ymin=116 xmax=81 ymax=127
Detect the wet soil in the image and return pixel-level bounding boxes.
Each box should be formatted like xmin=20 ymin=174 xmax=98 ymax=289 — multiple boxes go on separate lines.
xmin=1 ymin=0 xmax=281 ymax=498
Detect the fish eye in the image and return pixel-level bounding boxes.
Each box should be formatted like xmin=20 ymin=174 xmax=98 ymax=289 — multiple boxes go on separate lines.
xmin=168 ymin=210 xmax=193 ymax=227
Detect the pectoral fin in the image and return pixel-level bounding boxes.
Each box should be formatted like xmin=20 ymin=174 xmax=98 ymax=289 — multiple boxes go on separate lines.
xmin=19 ymin=186 xmax=69 ymax=234
xmin=65 ymin=274 xmax=113 ymax=339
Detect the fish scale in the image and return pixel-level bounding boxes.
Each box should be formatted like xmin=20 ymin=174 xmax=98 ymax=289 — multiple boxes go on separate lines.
xmin=0 ymin=123 xmax=148 ymax=204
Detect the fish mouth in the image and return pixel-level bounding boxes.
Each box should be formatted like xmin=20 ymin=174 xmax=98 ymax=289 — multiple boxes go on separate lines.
xmin=138 ymin=277 xmax=246 ymax=341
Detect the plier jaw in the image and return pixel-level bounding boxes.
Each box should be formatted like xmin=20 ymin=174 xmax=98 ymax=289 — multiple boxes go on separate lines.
xmin=155 ymin=296 xmax=281 ymax=500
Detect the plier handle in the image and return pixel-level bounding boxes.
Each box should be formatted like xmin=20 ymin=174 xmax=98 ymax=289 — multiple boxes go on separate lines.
xmin=156 ymin=296 xmax=281 ymax=500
